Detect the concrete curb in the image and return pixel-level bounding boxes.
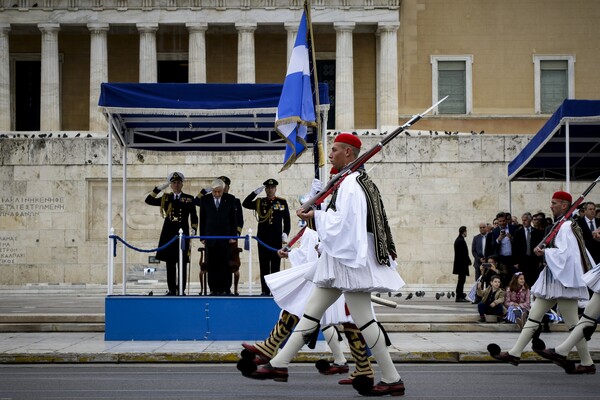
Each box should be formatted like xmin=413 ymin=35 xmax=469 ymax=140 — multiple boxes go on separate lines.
xmin=1 ymin=350 xmax=593 ymax=364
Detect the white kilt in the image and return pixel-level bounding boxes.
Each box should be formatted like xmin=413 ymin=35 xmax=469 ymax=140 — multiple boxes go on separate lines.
xmin=531 ymin=267 xmax=589 ymax=300
xmin=265 ymin=262 xmax=353 ymax=327
xmin=583 ymin=263 xmax=600 ymax=293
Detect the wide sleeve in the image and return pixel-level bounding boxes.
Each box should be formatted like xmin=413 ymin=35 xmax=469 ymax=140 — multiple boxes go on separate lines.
xmin=288 ymin=228 xmax=320 ymax=267
xmin=313 ymin=174 xmax=368 ymax=268
xmin=544 ymin=221 xmax=587 ymax=288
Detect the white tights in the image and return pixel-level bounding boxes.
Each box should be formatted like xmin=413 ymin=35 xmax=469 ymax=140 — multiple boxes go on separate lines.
xmin=270 ymin=287 xmax=401 ymax=384
xmin=509 ymin=297 xmax=593 ymax=366
xmin=322 ymin=325 xmax=347 ymax=365
xmin=554 ymin=293 xmax=600 ymax=364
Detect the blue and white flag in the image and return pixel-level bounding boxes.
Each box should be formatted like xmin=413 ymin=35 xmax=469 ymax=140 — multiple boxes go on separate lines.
xmin=275 ymin=10 xmax=317 ymax=171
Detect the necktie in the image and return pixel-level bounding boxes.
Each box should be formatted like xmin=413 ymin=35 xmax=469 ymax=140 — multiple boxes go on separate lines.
xmin=591 ymin=220 xmax=596 ymax=232
xmin=525 ymin=228 xmax=531 ymax=256
xmin=216 ymin=199 xmax=220 ymax=209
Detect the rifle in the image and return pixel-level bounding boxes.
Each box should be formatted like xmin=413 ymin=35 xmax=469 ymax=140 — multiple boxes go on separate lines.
xmin=539 ymin=175 xmax=600 ymax=249
xmin=284 ymin=97 xmax=447 ymax=249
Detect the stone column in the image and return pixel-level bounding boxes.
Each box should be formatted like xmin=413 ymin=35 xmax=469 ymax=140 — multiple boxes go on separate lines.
xmin=38 ymin=23 xmax=61 ymax=131
xmin=0 ymin=24 xmax=10 ymax=131
xmin=377 ymin=22 xmax=399 ymax=130
xmin=137 ymin=23 xmax=158 ymax=83
xmin=284 ymin=21 xmax=298 ymax=64
xmin=88 ymin=23 xmax=109 ymax=132
xmin=236 ymin=22 xmax=256 ymax=83
xmin=334 ymin=22 xmax=355 ymax=130
xmin=186 ymin=22 xmax=208 ymax=83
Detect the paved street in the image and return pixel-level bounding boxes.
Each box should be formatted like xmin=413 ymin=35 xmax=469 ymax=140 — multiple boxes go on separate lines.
xmin=1 ymin=363 xmax=599 ymax=400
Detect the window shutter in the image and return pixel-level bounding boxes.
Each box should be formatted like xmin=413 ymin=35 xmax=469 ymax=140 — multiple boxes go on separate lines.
xmin=541 ymin=60 xmax=568 ymax=114
xmin=438 ymin=61 xmax=466 ymax=114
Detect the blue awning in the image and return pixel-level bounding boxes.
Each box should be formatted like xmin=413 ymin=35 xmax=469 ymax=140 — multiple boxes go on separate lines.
xmin=508 ymin=99 xmax=600 ymax=182
xmin=98 ymin=83 xmax=329 ymax=151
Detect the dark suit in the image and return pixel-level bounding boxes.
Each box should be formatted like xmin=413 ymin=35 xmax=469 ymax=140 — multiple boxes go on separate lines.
xmin=577 ymin=217 xmax=600 ymax=264
xmin=200 ymin=193 xmax=238 ymax=294
xmin=512 ymin=225 xmax=544 ymax=287
xmin=243 ymin=193 xmax=291 ymax=295
xmin=145 ymin=190 xmax=198 ymax=294
xmin=453 ymin=234 xmax=471 ymax=300
xmin=490 ymin=224 xmax=518 ymax=275
xmin=471 ymin=233 xmax=488 ymax=280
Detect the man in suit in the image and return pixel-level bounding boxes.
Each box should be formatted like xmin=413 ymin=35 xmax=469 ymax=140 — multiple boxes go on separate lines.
xmin=243 ymin=178 xmax=291 ymax=296
xmin=200 ymin=178 xmax=238 ymax=295
xmin=490 ymin=211 xmax=519 ymax=277
xmin=145 ymin=172 xmax=198 ymax=295
xmin=513 ymin=212 xmax=545 ymax=288
xmin=471 ymin=222 xmax=488 ymax=281
xmin=453 ymin=226 xmax=471 ymax=302
xmin=219 ymin=175 xmax=244 ymax=295
xmin=577 ymin=201 xmax=600 ymax=264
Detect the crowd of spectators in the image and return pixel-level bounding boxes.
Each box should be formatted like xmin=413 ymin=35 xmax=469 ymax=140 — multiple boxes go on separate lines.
xmin=462 ymin=202 xmax=600 ymax=324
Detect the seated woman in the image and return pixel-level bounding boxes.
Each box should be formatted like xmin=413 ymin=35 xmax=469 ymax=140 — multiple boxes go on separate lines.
xmin=504 ymin=272 xmax=531 ymax=325
xmin=476 ymin=275 xmax=506 ymax=322
xmin=480 ymin=256 xmax=508 ymax=288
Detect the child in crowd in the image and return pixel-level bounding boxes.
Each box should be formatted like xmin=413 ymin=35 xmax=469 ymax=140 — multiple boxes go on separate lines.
xmin=504 ymin=272 xmax=531 ymax=325
xmin=476 ymin=275 xmax=506 ymax=322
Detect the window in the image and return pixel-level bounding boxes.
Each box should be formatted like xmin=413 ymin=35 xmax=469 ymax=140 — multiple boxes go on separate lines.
xmin=157 ymin=53 xmax=188 ymax=83
xmin=431 ymin=55 xmax=473 ymax=115
xmin=533 ymin=55 xmax=575 ymax=114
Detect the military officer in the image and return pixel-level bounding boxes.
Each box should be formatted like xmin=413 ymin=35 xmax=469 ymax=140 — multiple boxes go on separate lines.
xmin=145 ymin=172 xmax=198 ymax=295
xmin=243 ymin=178 xmax=291 ymax=295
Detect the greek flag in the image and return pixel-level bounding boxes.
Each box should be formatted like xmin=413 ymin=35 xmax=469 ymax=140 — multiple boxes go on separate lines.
xmin=276 ymin=10 xmax=317 ymax=171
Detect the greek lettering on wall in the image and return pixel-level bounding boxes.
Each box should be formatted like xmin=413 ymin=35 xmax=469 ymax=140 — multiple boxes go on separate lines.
xmin=0 ymin=235 xmax=26 ymax=264
xmin=0 ymin=196 xmax=65 ymax=218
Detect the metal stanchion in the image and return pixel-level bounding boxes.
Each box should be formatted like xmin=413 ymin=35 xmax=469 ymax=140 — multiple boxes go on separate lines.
xmin=178 ymin=229 xmax=184 ymax=296
xmin=108 ymin=227 xmax=115 ymax=295
xmin=247 ymin=229 xmax=253 ymax=295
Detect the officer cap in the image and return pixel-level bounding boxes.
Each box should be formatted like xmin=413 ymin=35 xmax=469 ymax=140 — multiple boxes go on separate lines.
xmin=168 ymin=172 xmax=184 ymax=182
xmin=218 ymin=176 xmax=231 ymax=186
xmin=263 ymin=178 xmax=279 ymax=186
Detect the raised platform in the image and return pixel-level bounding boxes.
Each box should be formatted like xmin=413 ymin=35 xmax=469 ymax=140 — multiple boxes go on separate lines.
xmin=105 ymin=295 xmax=281 ymax=341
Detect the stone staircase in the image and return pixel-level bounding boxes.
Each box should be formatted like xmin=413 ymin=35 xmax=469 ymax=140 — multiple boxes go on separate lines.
xmin=0 ymin=284 xmax=571 ymax=334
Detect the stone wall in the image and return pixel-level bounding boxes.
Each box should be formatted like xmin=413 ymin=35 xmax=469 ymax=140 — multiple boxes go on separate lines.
xmin=0 ymin=133 xmax=593 ymax=288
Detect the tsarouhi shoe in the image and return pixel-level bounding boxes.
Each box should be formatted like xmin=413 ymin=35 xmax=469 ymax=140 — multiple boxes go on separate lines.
xmin=244 ymin=363 xmax=289 ymax=382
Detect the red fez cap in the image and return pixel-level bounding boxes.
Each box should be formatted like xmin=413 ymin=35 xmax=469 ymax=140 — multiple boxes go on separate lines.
xmin=552 ymin=191 xmax=572 ymax=203
xmin=334 ymin=133 xmax=362 ymax=149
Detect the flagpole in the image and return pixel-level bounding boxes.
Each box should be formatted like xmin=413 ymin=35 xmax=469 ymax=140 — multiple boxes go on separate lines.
xmin=305 ymin=0 xmax=326 ymax=180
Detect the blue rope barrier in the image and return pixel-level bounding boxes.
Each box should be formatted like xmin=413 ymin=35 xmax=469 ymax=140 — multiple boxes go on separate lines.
xmin=109 ymin=234 xmax=282 ymax=257
xmin=109 ymin=234 xmax=179 ymax=257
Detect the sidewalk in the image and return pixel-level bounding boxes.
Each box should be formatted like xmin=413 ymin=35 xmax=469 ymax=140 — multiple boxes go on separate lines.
xmin=1 ymin=331 xmax=600 ymax=364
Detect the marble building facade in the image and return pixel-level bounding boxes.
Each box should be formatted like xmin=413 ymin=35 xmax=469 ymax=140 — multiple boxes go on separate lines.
xmin=0 ymin=0 xmax=599 ymax=289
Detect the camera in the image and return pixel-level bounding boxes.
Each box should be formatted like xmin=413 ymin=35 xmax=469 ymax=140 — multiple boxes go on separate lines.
xmin=481 ymin=263 xmax=492 ymax=269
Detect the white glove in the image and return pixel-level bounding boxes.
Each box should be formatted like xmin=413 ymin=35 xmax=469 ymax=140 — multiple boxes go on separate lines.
xmin=254 ymin=185 xmax=265 ymax=195
xmin=281 ymin=233 xmax=288 ymax=243
xmin=309 ymin=178 xmax=323 ymax=197
xmin=191 ymin=229 xmax=196 ymax=236
xmin=157 ymin=181 xmax=170 ymax=191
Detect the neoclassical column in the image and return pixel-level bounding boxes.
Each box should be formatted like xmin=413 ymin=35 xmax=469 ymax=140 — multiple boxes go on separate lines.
xmin=284 ymin=21 xmax=298 ymax=64
xmin=377 ymin=22 xmax=399 ymax=129
xmin=334 ymin=22 xmax=355 ymax=131
xmin=236 ymin=22 xmax=256 ymax=83
xmin=0 ymin=24 xmax=11 ymax=131
xmin=38 ymin=23 xmax=61 ymax=131
xmin=88 ymin=23 xmax=109 ymax=132
xmin=186 ymin=22 xmax=208 ymax=83
xmin=137 ymin=23 xmax=158 ymax=83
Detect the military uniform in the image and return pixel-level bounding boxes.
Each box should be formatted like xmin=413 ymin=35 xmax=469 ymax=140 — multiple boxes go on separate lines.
xmin=243 ymin=178 xmax=291 ymax=295
xmin=145 ymin=172 xmax=198 ymax=295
